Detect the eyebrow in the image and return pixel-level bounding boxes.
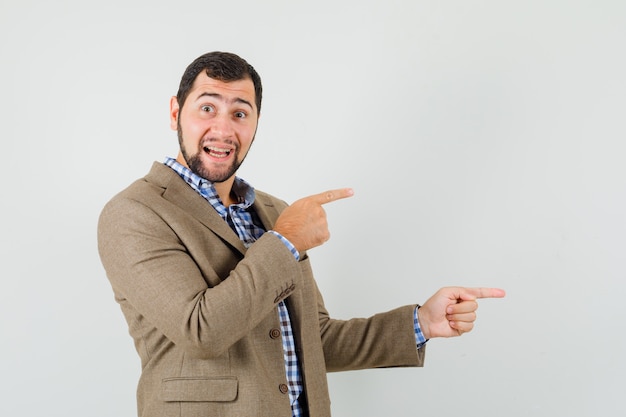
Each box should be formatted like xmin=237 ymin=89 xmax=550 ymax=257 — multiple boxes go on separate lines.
xmin=195 ymin=92 xmax=253 ymax=110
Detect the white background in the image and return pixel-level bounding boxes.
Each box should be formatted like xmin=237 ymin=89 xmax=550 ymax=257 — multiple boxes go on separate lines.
xmin=1 ymin=1 xmax=625 ymax=416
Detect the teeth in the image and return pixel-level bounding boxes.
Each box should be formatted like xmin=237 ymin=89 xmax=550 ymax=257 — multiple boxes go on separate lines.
xmin=204 ymin=146 xmax=231 ymax=157
xmin=206 ymin=146 xmax=230 ymax=152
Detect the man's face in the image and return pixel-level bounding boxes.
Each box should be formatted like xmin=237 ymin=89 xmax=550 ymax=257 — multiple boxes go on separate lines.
xmin=170 ymin=72 xmax=259 ymax=183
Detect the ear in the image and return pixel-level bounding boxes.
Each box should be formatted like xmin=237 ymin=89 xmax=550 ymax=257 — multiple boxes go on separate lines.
xmin=169 ymin=96 xmax=180 ymax=130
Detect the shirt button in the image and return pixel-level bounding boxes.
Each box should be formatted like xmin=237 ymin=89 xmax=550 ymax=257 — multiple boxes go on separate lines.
xmin=279 ymin=383 xmax=289 ymax=394
xmin=269 ymin=328 xmax=281 ymax=339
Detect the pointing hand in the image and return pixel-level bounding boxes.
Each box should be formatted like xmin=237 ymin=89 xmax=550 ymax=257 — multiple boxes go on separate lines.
xmin=273 ymin=188 xmax=354 ymax=252
xmin=417 ymin=287 xmax=506 ymax=339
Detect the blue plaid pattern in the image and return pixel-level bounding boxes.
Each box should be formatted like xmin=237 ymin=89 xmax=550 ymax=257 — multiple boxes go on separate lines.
xmin=278 ymin=296 xmax=304 ymax=416
xmin=164 ymin=158 xmax=305 ymax=416
xmin=414 ymin=306 xmax=428 ymax=348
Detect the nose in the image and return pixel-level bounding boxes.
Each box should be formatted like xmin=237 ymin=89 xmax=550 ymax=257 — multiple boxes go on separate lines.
xmin=209 ymin=113 xmax=235 ymax=139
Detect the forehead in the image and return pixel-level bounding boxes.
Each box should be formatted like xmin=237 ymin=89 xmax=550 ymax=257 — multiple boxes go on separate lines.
xmin=188 ymin=72 xmax=256 ymax=108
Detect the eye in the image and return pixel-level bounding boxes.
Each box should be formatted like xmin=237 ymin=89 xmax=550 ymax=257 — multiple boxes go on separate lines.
xmin=201 ymin=104 xmax=215 ymax=112
xmin=234 ymin=111 xmax=247 ymax=119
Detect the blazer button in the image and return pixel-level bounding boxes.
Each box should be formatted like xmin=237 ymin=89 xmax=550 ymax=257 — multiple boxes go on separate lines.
xmin=269 ymin=328 xmax=281 ymax=339
xmin=279 ymin=383 xmax=289 ymax=394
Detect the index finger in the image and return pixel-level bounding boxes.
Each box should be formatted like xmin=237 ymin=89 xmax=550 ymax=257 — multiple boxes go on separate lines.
xmin=308 ymin=188 xmax=355 ymax=205
xmin=460 ymin=287 xmax=506 ymax=300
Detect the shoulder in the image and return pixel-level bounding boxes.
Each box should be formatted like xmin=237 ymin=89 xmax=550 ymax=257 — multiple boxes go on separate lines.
xmin=99 ymin=162 xmax=186 ymax=218
xmin=107 ymin=161 xmax=187 ymax=200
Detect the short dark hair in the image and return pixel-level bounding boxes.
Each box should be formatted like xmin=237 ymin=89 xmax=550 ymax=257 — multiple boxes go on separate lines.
xmin=176 ymin=51 xmax=263 ymax=114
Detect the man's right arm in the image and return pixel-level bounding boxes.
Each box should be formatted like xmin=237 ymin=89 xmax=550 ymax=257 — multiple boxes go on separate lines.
xmin=97 ymin=194 xmax=303 ymax=359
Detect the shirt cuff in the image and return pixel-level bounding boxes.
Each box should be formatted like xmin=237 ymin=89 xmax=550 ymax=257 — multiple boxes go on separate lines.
xmin=267 ymin=230 xmax=300 ymax=261
xmin=414 ymin=305 xmax=428 ymax=349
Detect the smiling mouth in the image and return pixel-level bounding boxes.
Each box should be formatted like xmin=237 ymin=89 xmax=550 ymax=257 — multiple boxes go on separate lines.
xmin=203 ymin=145 xmax=232 ymax=159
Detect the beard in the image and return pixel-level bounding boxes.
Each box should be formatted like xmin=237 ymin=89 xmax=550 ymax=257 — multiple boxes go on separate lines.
xmin=177 ymin=122 xmax=252 ymax=183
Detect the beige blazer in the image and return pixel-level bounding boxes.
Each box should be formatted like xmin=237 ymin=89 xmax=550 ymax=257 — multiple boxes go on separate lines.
xmin=97 ymin=162 xmax=425 ymax=417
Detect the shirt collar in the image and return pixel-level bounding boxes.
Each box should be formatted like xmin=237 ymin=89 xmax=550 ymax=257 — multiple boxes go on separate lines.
xmin=163 ymin=157 xmax=256 ymax=208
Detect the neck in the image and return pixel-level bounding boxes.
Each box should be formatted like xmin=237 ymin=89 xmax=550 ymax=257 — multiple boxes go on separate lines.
xmin=213 ymin=178 xmax=237 ymax=207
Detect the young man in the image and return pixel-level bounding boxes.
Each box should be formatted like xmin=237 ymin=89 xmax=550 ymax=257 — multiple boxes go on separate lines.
xmin=97 ymin=51 xmax=505 ymax=417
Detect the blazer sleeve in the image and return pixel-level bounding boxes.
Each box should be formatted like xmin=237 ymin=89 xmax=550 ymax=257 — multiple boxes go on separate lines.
xmin=97 ymin=191 xmax=302 ymax=360
xmin=313 ymin=278 xmax=426 ymax=372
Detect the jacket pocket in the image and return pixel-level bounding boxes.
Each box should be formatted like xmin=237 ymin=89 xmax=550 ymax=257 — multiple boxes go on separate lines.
xmin=161 ymin=376 xmax=238 ymax=402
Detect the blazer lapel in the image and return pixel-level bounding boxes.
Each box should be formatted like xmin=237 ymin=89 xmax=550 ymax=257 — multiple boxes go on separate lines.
xmin=146 ymin=162 xmax=248 ymax=255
